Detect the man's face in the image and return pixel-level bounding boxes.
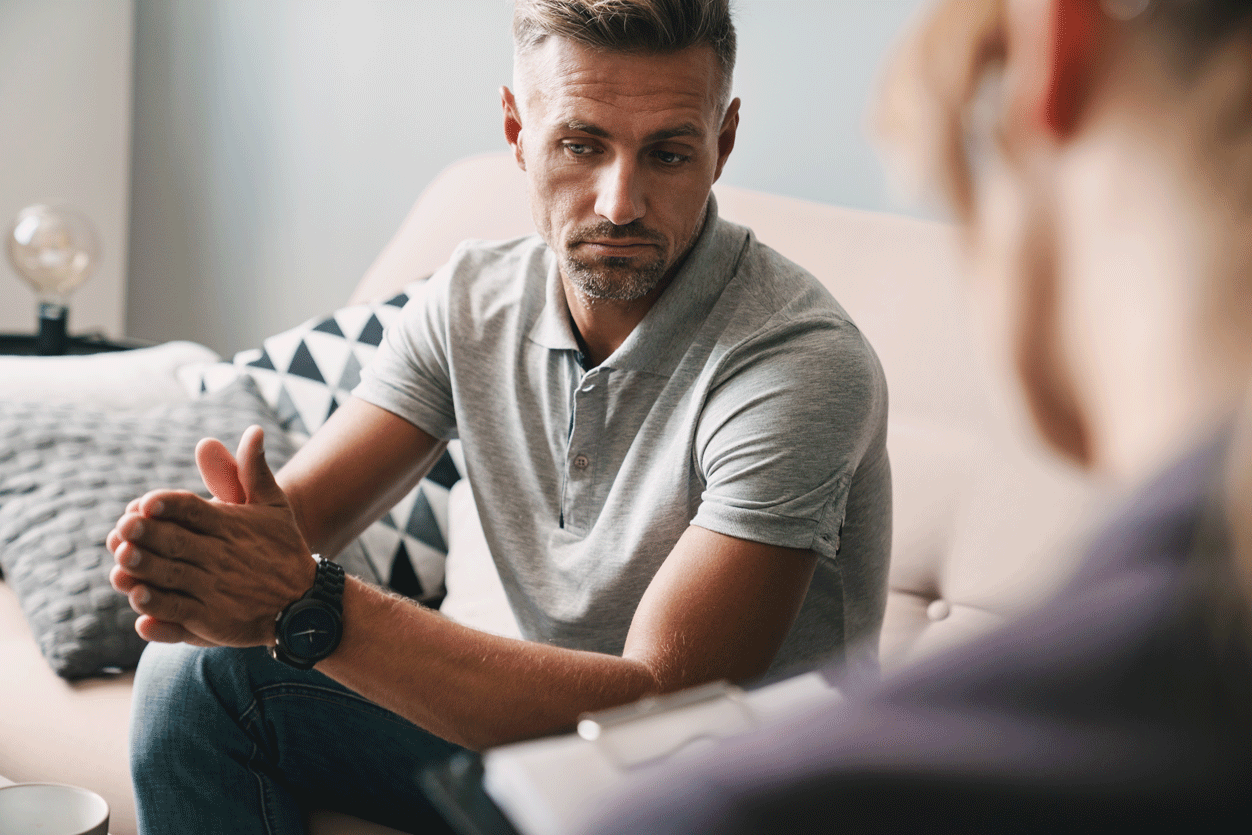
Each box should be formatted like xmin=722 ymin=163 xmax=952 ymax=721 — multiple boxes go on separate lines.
xmin=503 ymin=38 xmax=739 ymax=303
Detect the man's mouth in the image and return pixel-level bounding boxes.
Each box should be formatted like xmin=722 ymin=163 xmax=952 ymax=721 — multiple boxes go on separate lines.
xmin=577 ymin=240 xmax=658 ymax=256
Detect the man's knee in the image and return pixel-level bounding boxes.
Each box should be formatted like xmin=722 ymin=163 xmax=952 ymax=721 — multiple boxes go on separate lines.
xmin=130 ymin=643 xmax=260 ymax=771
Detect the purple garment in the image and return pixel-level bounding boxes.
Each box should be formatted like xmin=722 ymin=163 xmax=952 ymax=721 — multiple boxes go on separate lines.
xmin=581 ymin=438 xmax=1252 ymax=833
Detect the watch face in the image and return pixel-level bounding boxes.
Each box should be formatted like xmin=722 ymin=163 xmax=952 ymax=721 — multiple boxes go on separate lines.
xmin=280 ymin=600 xmax=341 ymax=660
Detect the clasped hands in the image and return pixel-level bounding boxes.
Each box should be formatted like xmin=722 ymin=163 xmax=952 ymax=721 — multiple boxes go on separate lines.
xmin=107 ymin=425 xmax=316 ymax=648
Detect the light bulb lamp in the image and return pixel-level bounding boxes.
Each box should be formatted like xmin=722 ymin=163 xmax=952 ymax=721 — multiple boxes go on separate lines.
xmin=5 ymin=204 xmax=99 ymax=355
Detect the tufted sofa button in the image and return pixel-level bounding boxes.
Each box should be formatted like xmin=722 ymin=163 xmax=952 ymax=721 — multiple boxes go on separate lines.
xmin=926 ymin=599 xmax=951 ymax=622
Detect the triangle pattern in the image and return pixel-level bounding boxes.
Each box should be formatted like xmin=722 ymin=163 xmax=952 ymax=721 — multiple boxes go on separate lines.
xmin=330 ymin=306 xmax=374 ymax=344
xmin=274 ymin=385 xmax=303 ymax=432
xmin=388 ymin=541 xmax=425 ymax=598
xmin=358 ymin=524 xmax=403 ymax=580
xmin=357 ymin=314 xmax=385 ymax=346
xmin=421 ymin=481 xmax=451 ymax=545
xmin=386 ymin=485 xmax=420 ymax=536
xmin=246 ymin=348 xmax=276 ymax=371
xmin=402 ymin=535 xmax=447 ymax=600
xmin=312 ymin=317 xmax=344 ymax=337
xmin=405 ymin=494 xmax=446 ymax=553
xmin=426 ymin=451 xmax=461 ymax=490
xmin=286 ymin=341 xmax=325 ymax=383
xmin=261 ymin=328 xmax=305 ymax=375
xmin=283 ymin=376 xmax=334 ymax=433
xmin=337 ymin=351 xmax=363 ymax=392
xmin=303 ymin=331 xmax=352 ymax=389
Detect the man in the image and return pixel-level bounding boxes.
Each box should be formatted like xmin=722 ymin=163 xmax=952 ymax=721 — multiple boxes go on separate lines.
xmin=109 ymin=1 xmax=890 ymax=832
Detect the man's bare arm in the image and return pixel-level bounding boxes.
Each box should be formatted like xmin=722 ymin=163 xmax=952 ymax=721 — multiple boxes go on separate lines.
xmin=108 ymin=402 xmax=816 ymax=749
xmin=319 ymin=524 xmax=816 ymax=749
xmin=276 ymin=398 xmax=448 ymax=557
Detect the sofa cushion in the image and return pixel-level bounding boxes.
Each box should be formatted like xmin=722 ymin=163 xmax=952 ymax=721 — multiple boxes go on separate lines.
xmin=0 ymin=340 xmax=220 ymax=410
xmin=0 ymin=377 xmax=296 ymax=679
xmin=192 ymin=283 xmax=461 ymax=603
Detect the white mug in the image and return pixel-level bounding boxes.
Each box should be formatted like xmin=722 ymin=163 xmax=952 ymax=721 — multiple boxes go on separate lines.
xmin=0 ymin=782 xmax=110 ymax=835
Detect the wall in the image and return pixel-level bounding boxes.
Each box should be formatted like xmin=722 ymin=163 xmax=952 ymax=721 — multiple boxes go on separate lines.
xmin=0 ymin=0 xmax=134 ymax=340
xmin=127 ymin=0 xmax=928 ymax=356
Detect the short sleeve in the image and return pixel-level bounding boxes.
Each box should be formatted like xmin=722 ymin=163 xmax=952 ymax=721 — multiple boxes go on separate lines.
xmin=691 ymin=315 xmax=887 ymax=553
xmin=354 ymin=254 xmax=459 ymax=441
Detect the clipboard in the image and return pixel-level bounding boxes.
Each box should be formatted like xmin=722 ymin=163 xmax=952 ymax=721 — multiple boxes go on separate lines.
xmin=480 ymin=672 xmax=840 ymax=835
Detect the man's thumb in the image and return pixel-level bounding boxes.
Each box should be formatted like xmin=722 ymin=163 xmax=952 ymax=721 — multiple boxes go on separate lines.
xmin=196 ymin=437 xmax=246 ymax=504
xmin=236 ymin=425 xmax=285 ymax=505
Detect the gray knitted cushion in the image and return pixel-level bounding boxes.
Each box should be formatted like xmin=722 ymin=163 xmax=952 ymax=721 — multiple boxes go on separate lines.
xmin=0 ymin=377 xmax=296 ymax=679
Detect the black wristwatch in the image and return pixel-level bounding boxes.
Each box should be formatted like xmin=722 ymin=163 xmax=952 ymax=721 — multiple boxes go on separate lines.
xmin=271 ymin=555 xmax=345 ymax=670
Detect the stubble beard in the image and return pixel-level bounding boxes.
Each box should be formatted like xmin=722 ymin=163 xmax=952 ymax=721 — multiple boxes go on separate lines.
xmin=563 ymin=251 xmax=668 ymax=302
xmin=561 ymin=214 xmax=704 ymax=304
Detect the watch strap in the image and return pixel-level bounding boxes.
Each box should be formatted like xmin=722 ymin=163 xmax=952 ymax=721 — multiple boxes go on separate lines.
xmin=308 ymin=554 xmax=345 ymax=609
xmin=271 ymin=554 xmax=345 ymax=669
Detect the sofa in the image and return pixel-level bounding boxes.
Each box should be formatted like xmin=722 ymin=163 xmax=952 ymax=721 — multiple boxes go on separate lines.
xmin=0 ymin=152 xmax=1099 ymax=835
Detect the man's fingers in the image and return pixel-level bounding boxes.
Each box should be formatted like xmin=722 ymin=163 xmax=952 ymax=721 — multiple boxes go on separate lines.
xmin=113 ymin=536 xmax=208 ymax=594
xmin=134 ymin=615 xmax=216 ymax=647
xmin=236 ymin=425 xmax=286 ymax=506
xmin=127 ymin=582 xmax=197 ymax=626
xmin=134 ymin=490 xmax=221 ymax=536
xmin=196 ymin=437 xmax=246 ymax=504
xmin=110 ymin=563 xmax=139 ymax=594
xmin=114 ymin=511 xmax=213 ymax=580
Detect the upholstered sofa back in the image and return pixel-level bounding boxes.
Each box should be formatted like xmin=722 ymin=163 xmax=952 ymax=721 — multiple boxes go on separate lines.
xmin=351 ymin=152 xmax=1102 ymax=673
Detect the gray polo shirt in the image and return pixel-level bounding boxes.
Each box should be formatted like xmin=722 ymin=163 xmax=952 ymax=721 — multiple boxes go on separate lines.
xmin=355 ymin=196 xmax=891 ymax=675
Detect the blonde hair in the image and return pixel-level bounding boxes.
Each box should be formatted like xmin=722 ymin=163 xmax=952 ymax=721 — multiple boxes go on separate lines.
xmin=512 ymin=0 xmax=736 ymax=113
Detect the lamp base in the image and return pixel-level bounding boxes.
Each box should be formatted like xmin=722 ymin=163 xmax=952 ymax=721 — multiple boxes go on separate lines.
xmin=36 ymin=303 xmax=69 ymax=355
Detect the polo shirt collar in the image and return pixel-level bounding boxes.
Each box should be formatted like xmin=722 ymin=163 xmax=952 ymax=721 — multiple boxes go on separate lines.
xmin=528 ymin=194 xmax=748 ymax=376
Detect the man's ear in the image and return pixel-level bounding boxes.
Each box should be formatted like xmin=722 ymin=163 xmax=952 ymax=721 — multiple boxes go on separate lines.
xmin=713 ymin=97 xmax=741 ymax=182
xmin=1019 ymin=0 xmax=1107 ymax=138
xmin=501 ymin=86 xmax=526 ymax=171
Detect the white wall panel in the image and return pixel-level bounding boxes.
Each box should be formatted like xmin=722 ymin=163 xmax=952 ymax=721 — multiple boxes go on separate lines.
xmin=126 ymin=0 xmax=927 ymax=356
xmin=0 ymin=0 xmax=133 ymax=339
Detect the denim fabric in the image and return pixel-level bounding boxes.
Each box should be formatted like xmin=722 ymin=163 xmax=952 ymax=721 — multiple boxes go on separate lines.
xmin=130 ymin=642 xmax=463 ymax=835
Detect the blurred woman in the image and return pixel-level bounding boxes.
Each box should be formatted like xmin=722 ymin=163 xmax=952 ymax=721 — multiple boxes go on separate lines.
xmin=581 ymin=0 xmax=1252 ymax=830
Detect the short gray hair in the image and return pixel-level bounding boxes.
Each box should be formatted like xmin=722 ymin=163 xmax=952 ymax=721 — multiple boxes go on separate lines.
xmin=512 ymin=0 xmax=736 ymax=113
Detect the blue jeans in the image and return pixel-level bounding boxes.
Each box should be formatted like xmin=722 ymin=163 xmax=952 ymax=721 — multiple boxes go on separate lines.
xmin=130 ymin=642 xmax=465 ymax=834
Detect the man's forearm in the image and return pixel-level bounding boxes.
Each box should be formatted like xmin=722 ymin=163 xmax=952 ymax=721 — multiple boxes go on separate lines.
xmin=317 ymin=577 xmax=664 ymax=750
xmin=276 ymin=398 xmax=447 ymax=558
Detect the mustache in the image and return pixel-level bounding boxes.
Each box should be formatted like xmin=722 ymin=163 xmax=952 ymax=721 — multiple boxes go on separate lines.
xmin=570 ymin=221 xmax=665 ymax=245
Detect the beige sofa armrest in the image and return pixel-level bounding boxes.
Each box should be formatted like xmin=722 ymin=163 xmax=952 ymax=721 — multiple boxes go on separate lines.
xmin=349 ymin=153 xmax=534 ymax=305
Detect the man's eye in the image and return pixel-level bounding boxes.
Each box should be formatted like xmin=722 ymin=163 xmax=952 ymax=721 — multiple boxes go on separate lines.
xmin=564 ymin=143 xmax=594 ymax=156
xmin=654 ymin=150 xmax=690 ymax=166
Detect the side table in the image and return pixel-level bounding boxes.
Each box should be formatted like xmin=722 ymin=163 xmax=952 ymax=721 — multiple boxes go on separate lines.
xmin=0 ymin=333 xmax=152 ymax=357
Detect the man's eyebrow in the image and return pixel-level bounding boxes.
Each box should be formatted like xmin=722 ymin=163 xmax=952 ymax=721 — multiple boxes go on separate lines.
xmin=561 ymin=120 xmax=705 ymax=142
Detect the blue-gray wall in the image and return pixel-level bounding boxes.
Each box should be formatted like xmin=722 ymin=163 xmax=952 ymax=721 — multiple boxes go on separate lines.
xmin=127 ymin=0 xmax=927 ymax=355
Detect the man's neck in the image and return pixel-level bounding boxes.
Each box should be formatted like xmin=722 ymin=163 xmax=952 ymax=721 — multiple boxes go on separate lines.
xmin=562 ymin=210 xmax=709 ymax=367
xmin=563 ymin=272 xmax=674 ymax=368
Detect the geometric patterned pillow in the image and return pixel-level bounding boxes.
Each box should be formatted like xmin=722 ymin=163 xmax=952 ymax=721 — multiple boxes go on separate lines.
xmin=196 ymin=281 xmax=461 ymax=605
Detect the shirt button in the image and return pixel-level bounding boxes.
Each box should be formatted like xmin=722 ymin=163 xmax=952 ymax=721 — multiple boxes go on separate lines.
xmin=926 ymin=599 xmax=951 ymax=622
xmin=573 ymin=454 xmax=590 ymax=470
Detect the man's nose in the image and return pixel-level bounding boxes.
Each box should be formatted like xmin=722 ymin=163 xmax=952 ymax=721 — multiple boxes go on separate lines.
xmin=594 ymin=157 xmax=646 ymax=227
